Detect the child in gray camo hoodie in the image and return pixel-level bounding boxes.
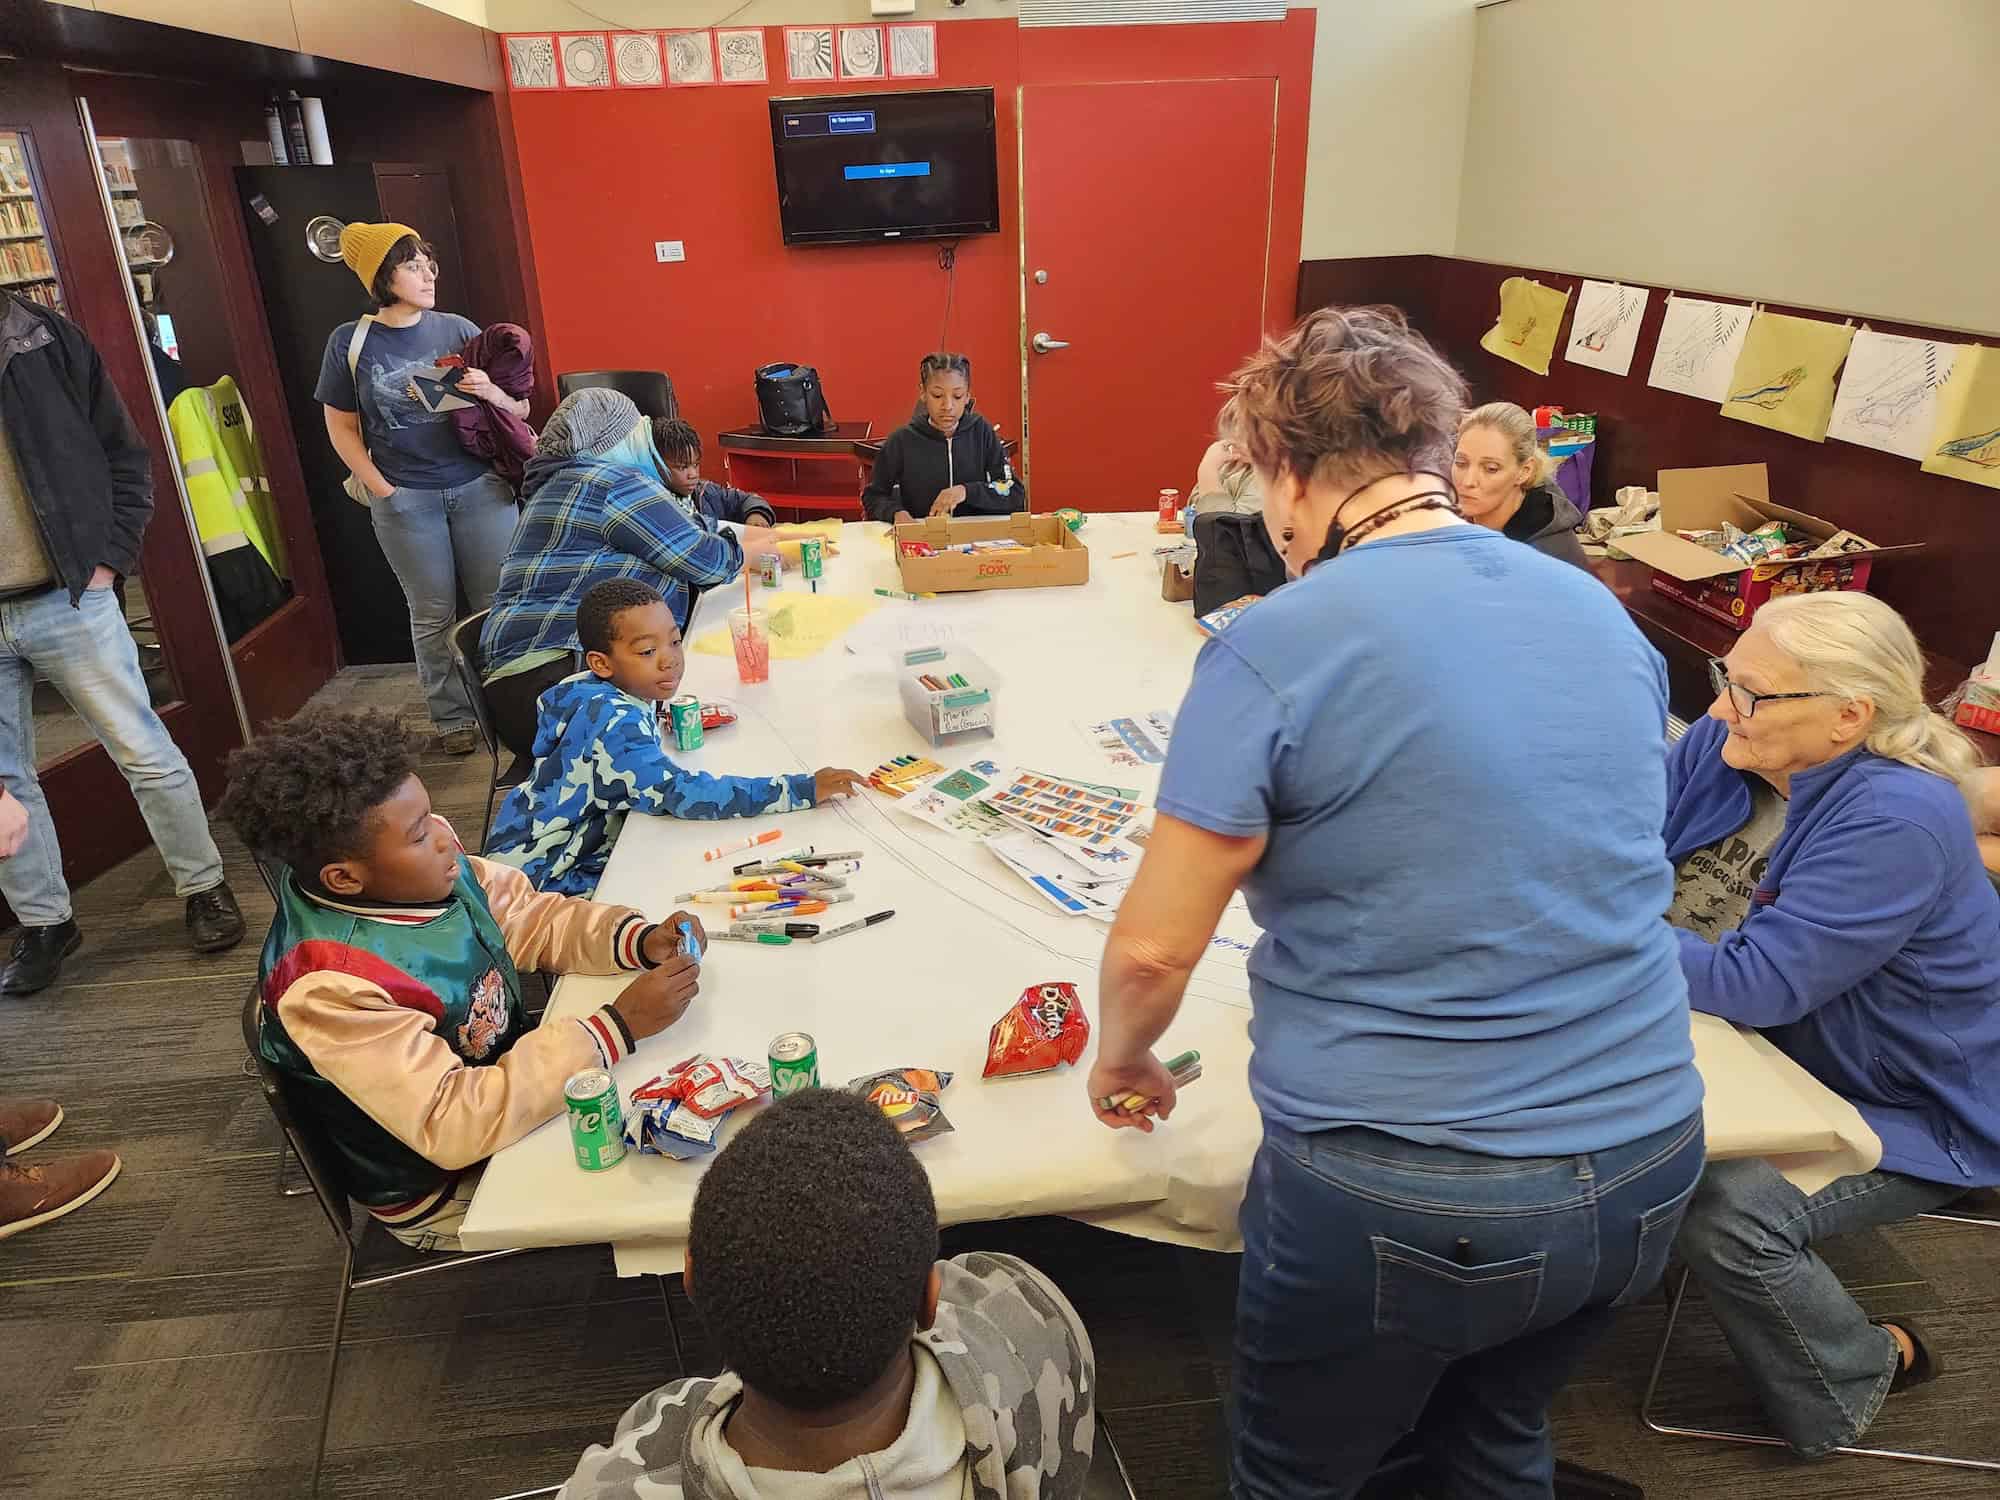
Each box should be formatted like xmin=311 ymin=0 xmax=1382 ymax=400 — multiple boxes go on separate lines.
xmin=562 ymin=1089 xmax=1096 ymax=1500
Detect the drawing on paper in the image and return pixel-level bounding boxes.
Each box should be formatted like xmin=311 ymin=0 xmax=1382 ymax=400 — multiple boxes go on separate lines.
xmin=890 ymin=23 xmax=937 ymax=78
xmin=1647 ymin=297 xmax=1752 ymax=402
xmin=1728 ymin=365 xmax=1807 ymax=410
xmin=1937 ymin=426 xmax=2000 ymax=467
xmin=666 ymin=31 xmax=714 ymax=85
xmin=1563 ymin=280 xmax=1651 ymax=377
xmin=787 ymin=27 xmax=835 ymax=81
xmin=506 ymin=35 xmax=558 ymax=90
xmin=1718 ymin=311 xmax=1853 ymax=443
xmin=839 ymin=27 xmax=885 ymax=80
xmin=559 ymin=34 xmax=610 ymax=88
xmin=716 ymin=29 xmax=767 ymax=83
xmin=1478 ymin=276 xmax=1569 ymax=376
xmin=1826 ymin=330 xmax=1960 ymax=460
xmin=612 ymin=33 xmax=662 ymax=87
xmin=1921 ymin=345 xmax=2000 ymax=490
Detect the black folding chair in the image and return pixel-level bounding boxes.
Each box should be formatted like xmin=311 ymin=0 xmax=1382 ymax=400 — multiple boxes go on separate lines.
xmin=556 ymin=369 xmax=679 ymax=420
xmin=448 ymin=610 xmax=530 ymax=853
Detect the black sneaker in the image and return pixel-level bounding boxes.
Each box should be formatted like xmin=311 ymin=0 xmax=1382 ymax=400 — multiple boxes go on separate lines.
xmin=1 ymin=921 xmax=82 ymax=996
xmin=186 ymin=884 xmax=246 ymax=954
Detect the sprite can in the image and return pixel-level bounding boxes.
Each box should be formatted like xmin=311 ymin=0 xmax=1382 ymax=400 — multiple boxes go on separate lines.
xmin=565 ymin=1068 xmax=626 ymax=1170
xmin=799 ymin=536 xmax=824 ymax=583
xmin=768 ymin=1031 xmax=819 ymax=1096
xmin=668 ymin=695 xmax=704 ymax=752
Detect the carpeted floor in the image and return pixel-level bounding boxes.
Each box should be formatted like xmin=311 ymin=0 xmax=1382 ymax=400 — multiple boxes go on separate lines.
xmin=2 ymin=664 xmax=1995 ymax=1498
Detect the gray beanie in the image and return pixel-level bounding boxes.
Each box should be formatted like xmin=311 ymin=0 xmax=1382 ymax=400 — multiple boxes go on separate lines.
xmin=536 ymin=387 xmax=644 ymax=460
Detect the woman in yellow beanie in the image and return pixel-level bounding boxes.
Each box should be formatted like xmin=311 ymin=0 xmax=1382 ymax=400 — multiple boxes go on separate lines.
xmin=314 ymin=224 xmax=527 ymax=755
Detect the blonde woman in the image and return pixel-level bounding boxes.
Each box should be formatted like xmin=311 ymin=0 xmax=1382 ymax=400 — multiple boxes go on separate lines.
xmin=1667 ymin=591 xmax=2000 ymax=1457
xmin=1452 ymin=401 xmax=1587 ymax=568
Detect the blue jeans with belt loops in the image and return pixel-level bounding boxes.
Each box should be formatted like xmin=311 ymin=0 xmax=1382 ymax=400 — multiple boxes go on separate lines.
xmin=1231 ymin=1110 xmax=1706 ymax=1499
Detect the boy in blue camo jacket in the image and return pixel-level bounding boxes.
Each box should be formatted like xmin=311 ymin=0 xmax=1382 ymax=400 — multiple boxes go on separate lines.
xmin=485 ymin=579 xmax=862 ymax=896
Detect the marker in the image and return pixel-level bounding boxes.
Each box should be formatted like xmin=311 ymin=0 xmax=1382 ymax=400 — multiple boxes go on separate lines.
xmin=711 ymin=930 xmax=792 ymax=945
xmin=810 ymin=909 xmax=896 ymax=944
xmin=802 ymin=850 xmax=864 ymax=863
xmin=705 ymin=827 xmax=783 ymax=862
xmin=677 ymin=919 xmax=704 ymax=960
xmin=874 ymin=587 xmax=924 ymax=601
xmin=727 ymin=921 xmax=820 ymax=938
xmin=948 ymin=673 xmax=968 ymax=687
xmin=1104 ymin=1050 xmax=1204 ymax=1116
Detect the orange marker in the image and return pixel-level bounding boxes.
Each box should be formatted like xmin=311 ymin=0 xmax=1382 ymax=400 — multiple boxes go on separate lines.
xmin=705 ymin=827 xmax=783 ymax=862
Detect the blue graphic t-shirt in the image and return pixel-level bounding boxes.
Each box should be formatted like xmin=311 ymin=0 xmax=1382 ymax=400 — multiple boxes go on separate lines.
xmin=314 ymin=310 xmax=487 ymax=489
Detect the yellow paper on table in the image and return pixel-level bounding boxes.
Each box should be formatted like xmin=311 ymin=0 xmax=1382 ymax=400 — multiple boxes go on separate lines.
xmin=1479 ymin=276 xmax=1570 ymax=375
xmin=1719 ymin=311 xmax=1854 ymax=442
xmin=689 ymin=591 xmax=879 ymax=660
xmin=1922 ymin=343 xmax=2000 ymax=490
xmin=773 ymin=518 xmax=845 ymax=543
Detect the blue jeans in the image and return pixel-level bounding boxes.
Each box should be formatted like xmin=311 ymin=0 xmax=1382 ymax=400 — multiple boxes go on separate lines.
xmin=1232 ymin=1110 xmax=1706 ymax=1499
xmin=0 ymin=585 xmax=225 ymax=925
xmin=368 ymin=471 xmax=517 ymax=733
xmin=1675 ymin=1158 xmax=1962 ymax=1455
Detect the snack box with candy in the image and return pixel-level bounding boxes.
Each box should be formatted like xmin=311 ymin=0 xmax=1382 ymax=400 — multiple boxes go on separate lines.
xmin=626 ymin=1055 xmax=771 ymax=1161
xmin=1619 ymin=463 xmax=1920 ymax=633
xmin=984 ymin=982 xmax=1091 ymax=1079
xmin=850 ymin=1067 xmax=955 ymax=1143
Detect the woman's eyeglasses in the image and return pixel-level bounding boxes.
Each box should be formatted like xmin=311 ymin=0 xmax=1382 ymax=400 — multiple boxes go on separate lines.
xmin=1706 ymin=657 xmax=1837 ymax=719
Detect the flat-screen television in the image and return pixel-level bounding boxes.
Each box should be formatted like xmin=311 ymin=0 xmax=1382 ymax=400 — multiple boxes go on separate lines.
xmin=769 ymin=88 xmax=999 ymax=246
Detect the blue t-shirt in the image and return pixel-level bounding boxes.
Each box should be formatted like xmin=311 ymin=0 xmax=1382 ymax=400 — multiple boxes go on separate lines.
xmin=314 ymin=310 xmax=487 ymax=489
xmin=1157 ymin=525 xmax=1702 ymax=1157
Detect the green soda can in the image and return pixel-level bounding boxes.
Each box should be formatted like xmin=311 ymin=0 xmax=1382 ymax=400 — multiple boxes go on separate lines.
xmin=668 ymin=694 xmax=704 ymax=752
xmin=565 ymin=1068 xmax=626 ymax=1170
xmin=799 ymin=536 xmax=824 ymax=583
xmin=768 ymin=1031 xmax=819 ymax=1096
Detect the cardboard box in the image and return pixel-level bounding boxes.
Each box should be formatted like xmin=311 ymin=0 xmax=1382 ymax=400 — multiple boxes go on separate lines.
xmin=1619 ymin=464 xmax=1922 ymax=632
xmin=894 ymin=513 xmax=1089 ymax=595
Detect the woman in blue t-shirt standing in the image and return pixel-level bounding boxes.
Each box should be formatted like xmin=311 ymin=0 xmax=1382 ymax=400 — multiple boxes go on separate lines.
xmin=1086 ymin=307 xmax=1706 ymax=1498
xmin=315 ymin=223 xmax=525 ymax=754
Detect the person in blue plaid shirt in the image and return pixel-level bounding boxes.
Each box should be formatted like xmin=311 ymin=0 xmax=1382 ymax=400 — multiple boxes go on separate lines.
xmin=479 ymin=390 xmax=781 ymax=761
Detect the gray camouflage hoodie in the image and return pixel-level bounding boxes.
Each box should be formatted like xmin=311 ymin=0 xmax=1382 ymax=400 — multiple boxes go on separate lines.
xmin=562 ymin=1253 xmax=1096 ymax=1500
xmin=1501 ymin=484 xmax=1589 ymax=570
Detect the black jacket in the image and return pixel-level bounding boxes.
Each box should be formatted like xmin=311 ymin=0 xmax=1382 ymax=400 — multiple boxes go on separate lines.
xmin=0 ymin=294 xmax=154 ymax=603
xmin=862 ymin=410 xmax=1024 ymax=522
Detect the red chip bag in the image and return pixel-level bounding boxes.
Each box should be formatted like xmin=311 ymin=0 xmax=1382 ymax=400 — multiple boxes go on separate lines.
xmin=983 ymin=982 xmax=1091 ymax=1079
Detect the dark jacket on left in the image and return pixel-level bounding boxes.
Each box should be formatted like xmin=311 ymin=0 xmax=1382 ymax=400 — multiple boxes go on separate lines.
xmin=0 ymin=294 xmax=154 ymax=603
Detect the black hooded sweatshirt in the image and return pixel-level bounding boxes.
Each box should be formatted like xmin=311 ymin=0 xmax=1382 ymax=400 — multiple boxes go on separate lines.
xmin=862 ymin=409 xmax=1025 ymax=522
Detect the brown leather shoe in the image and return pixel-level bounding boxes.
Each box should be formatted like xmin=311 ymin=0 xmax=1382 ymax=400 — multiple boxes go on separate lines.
xmin=0 ymin=1097 xmax=61 ymax=1156
xmin=0 ymin=1151 xmax=120 ymax=1240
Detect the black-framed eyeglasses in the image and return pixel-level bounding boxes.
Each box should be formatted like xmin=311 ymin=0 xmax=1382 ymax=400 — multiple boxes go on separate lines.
xmin=1706 ymin=657 xmax=1837 ymax=719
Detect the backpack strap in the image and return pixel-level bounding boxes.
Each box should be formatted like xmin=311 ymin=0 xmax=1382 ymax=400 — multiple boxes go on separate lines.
xmin=345 ymin=313 xmax=376 ymax=387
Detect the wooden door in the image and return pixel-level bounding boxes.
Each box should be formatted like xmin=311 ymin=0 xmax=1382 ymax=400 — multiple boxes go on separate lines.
xmin=1020 ymin=78 xmax=1275 ymax=511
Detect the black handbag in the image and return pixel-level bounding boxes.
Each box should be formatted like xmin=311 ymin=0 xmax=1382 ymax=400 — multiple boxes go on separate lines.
xmin=1192 ymin=511 xmax=1288 ymax=616
xmin=753 ymin=362 xmax=833 ymax=436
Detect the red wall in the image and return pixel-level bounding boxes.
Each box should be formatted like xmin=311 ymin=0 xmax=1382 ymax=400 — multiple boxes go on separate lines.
xmin=506 ymin=14 xmax=1311 ymax=457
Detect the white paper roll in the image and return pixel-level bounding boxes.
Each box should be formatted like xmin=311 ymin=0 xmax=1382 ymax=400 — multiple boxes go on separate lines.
xmin=300 ymin=97 xmax=333 ymax=165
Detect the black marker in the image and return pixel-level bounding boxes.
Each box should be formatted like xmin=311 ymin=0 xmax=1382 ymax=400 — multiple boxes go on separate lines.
xmin=810 ymin=909 xmax=896 ymax=944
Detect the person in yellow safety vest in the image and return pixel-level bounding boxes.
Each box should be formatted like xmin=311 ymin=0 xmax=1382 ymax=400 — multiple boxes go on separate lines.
xmin=166 ymin=375 xmax=290 ymax=640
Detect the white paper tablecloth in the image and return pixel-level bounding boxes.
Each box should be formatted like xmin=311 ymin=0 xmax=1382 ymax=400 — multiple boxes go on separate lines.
xmin=457 ymin=514 xmax=1880 ymax=1271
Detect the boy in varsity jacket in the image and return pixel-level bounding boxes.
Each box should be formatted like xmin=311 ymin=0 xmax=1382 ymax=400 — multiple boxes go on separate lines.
xmin=484 ymin=579 xmax=862 ymax=897
xmin=223 ymin=707 xmax=707 ymax=1250
xmin=566 ymin=1090 xmax=1097 ymax=1500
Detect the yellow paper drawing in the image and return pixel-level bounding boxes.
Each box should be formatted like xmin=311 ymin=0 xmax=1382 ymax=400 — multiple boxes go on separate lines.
xmin=1479 ymin=277 xmax=1570 ymax=376
xmin=1719 ymin=312 xmax=1854 ymax=442
xmin=1922 ymin=343 xmax=2000 ymax=491
xmin=690 ymin=591 xmax=879 ymax=660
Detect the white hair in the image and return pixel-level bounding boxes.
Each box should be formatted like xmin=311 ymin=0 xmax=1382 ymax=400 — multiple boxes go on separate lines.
xmin=1755 ymin=592 xmax=1982 ymax=787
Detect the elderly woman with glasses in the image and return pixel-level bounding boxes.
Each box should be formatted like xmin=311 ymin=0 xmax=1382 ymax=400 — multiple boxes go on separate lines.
xmin=1666 ymin=590 xmax=2000 ymax=1459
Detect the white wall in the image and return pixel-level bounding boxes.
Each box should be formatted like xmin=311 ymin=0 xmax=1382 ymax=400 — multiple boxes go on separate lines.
xmin=413 ymin=0 xmax=488 ymax=25
xmin=1298 ymin=0 xmax=1476 ymax=257
xmin=1456 ymin=0 xmax=2000 ymax=334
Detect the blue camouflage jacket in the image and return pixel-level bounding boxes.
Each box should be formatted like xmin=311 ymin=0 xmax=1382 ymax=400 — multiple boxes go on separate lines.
xmin=485 ymin=673 xmax=816 ymax=896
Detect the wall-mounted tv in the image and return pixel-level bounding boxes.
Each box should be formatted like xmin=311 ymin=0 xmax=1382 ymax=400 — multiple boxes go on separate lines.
xmin=769 ymin=87 xmax=999 ymax=246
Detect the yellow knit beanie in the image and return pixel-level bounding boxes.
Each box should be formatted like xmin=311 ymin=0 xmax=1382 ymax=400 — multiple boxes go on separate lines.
xmin=338 ymin=221 xmax=419 ymax=293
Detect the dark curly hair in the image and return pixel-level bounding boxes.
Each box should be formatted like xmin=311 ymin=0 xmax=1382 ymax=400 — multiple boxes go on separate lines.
xmin=651 ymin=417 xmax=702 ymax=465
xmin=578 ymin=578 xmax=667 ymax=657
xmin=219 ymin=709 xmax=419 ymax=873
xmin=1220 ymin=305 xmax=1467 ymax=490
xmin=689 ymin=1088 xmax=938 ymax=1411
xmin=369 ymin=235 xmax=438 ymax=311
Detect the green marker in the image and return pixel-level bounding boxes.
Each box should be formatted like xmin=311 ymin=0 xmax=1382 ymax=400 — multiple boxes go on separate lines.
xmin=874 ymin=587 xmax=923 ymax=602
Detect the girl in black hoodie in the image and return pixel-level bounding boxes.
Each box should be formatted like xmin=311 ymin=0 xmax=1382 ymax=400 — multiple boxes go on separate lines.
xmin=862 ymin=353 xmax=1025 ymax=523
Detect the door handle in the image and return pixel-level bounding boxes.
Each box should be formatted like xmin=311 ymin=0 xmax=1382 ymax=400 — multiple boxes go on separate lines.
xmin=1031 ymin=331 xmax=1069 ymax=354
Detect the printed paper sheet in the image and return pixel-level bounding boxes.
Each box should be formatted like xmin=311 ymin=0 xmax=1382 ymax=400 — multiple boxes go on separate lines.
xmin=1479 ymin=277 xmax=1570 ymax=376
xmin=1563 ymin=280 xmax=1651 ymax=377
xmin=690 ymin=592 xmax=878 ymax=660
xmin=1719 ymin=311 xmax=1855 ymax=443
xmin=1647 ymin=295 xmax=1753 ymax=403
